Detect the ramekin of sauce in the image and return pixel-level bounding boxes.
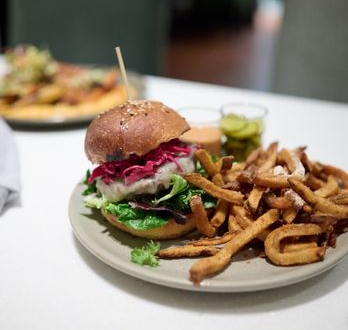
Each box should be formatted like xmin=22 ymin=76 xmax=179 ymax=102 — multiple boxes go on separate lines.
xmin=177 ymin=107 xmax=222 ymax=156
xmin=220 ymin=103 xmax=267 ymax=161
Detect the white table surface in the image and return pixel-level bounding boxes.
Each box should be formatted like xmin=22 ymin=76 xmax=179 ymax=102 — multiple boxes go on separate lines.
xmin=1 ymin=75 xmax=348 ymax=330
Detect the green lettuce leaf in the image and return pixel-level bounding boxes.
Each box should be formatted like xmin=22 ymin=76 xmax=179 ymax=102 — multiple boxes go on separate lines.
xmin=82 ymin=170 xmax=97 ymax=196
xmin=84 ymin=194 xmax=108 ymax=209
xmin=105 ymin=203 xmax=167 ymax=230
xmin=195 ymin=160 xmax=208 ymax=177
xmin=152 ymin=174 xmax=188 ymax=206
xmin=131 ymin=241 xmax=160 ymax=267
xmin=149 ymin=174 xmax=216 ymax=212
xmin=169 ymin=187 xmax=216 ymax=211
xmin=82 ymin=169 xmax=216 ymax=231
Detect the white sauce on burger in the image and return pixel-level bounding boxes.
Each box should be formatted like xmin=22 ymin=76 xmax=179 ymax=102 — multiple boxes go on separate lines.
xmin=97 ymin=155 xmax=195 ymax=202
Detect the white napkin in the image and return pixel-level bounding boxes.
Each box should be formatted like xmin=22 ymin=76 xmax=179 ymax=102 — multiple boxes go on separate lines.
xmin=0 ymin=119 xmax=20 ymax=214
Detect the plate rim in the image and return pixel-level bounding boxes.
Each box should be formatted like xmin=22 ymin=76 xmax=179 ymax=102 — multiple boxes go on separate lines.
xmin=69 ymin=182 xmax=348 ymax=293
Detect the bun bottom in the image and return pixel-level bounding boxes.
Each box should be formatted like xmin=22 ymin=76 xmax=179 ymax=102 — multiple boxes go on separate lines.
xmin=101 ymin=208 xmax=196 ymax=240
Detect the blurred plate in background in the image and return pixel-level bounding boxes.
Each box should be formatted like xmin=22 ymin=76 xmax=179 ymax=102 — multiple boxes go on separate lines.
xmin=0 ymin=71 xmax=145 ymax=129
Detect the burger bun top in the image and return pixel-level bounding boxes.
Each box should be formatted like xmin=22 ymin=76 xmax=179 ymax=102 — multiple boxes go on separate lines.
xmin=85 ymin=100 xmax=190 ymax=164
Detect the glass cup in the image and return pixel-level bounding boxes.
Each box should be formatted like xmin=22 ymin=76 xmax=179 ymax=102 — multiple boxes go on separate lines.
xmin=177 ymin=107 xmax=222 ymax=156
xmin=220 ymin=103 xmax=268 ymax=161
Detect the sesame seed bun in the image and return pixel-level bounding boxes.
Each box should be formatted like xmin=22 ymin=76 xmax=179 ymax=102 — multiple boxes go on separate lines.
xmin=85 ymin=100 xmax=190 ymax=164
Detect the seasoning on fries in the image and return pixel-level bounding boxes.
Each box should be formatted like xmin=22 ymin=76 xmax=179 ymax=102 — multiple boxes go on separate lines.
xmin=154 ymin=143 xmax=348 ymax=285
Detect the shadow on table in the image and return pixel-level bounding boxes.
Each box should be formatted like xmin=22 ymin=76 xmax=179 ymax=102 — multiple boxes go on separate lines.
xmin=73 ymin=235 xmax=347 ymax=314
xmin=0 ymin=197 xmax=21 ymax=217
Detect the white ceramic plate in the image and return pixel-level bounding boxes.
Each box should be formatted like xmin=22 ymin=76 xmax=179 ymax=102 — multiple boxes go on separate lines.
xmin=69 ymin=182 xmax=348 ymax=292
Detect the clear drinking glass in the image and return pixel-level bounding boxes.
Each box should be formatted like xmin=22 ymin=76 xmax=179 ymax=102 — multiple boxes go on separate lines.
xmin=220 ymin=103 xmax=268 ymax=161
xmin=177 ymin=107 xmax=222 ymax=156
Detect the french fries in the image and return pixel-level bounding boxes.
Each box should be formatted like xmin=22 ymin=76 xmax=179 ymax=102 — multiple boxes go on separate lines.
xmin=321 ymin=164 xmax=348 ymax=188
xmin=265 ymin=224 xmax=326 ymax=266
xmin=282 ymin=242 xmax=318 ymax=253
xmin=158 ymin=245 xmax=220 ymax=258
xmin=282 ymin=207 xmax=298 ymax=223
xmin=253 ymin=173 xmax=290 ymax=189
xmin=263 ymin=193 xmax=293 ymax=210
xmin=288 ymin=178 xmax=348 ymax=219
xmin=189 ymin=231 xmax=239 ymax=246
xmin=329 ymin=192 xmax=348 ymax=205
xmin=189 ymin=196 xmax=216 ymax=237
xmin=279 ymin=148 xmax=305 ymax=179
xmin=284 ymin=189 xmax=305 ymax=211
xmin=244 ymin=147 xmax=263 ymax=169
xmin=218 ymin=156 xmax=234 ymax=173
xmin=189 ymin=209 xmax=279 ymax=284
xmin=314 ymin=175 xmax=339 ymax=198
xmin=183 ymin=173 xmax=243 ymax=204
xmin=258 ymin=148 xmax=278 ymax=172
xmin=305 ymin=173 xmax=326 ymax=190
xmin=195 ymin=149 xmax=219 ymax=177
xmin=155 ymin=143 xmax=348 ymax=285
xmin=228 ymin=213 xmax=243 ymax=232
xmin=211 ymin=173 xmax=225 ymax=187
xmin=300 ymin=151 xmax=313 ymax=173
xmin=247 ymin=185 xmax=265 ymax=214
xmin=210 ymin=200 xmax=229 ymax=229
xmin=232 ymin=205 xmax=271 ymax=241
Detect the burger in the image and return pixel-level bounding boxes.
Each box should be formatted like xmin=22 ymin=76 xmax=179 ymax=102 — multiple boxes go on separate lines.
xmin=83 ymin=100 xmax=214 ymax=239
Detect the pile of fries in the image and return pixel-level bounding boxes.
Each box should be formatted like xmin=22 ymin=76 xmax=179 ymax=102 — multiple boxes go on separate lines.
xmin=157 ymin=143 xmax=348 ymax=285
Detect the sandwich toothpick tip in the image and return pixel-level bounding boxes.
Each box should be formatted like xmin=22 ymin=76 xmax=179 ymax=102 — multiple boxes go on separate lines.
xmin=115 ymin=46 xmax=131 ymax=101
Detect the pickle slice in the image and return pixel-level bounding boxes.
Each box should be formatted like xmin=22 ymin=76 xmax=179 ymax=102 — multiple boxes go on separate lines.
xmin=220 ymin=115 xmax=247 ymax=134
xmin=231 ymin=121 xmax=262 ymax=139
xmin=221 ymin=112 xmax=264 ymax=161
xmin=225 ymin=139 xmax=245 ymax=149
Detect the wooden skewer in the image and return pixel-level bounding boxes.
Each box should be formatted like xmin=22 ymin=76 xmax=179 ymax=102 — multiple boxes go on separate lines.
xmin=115 ymin=46 xmax=131 ymax=101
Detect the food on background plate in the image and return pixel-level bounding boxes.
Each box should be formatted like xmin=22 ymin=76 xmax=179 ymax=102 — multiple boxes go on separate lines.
xmin=156 ymin=145 xmax=348 ymax=285
xmin=0 ymin=45 xmax=133 ymax=121
xmin=83 ymin=100 xmax=215 ymax=240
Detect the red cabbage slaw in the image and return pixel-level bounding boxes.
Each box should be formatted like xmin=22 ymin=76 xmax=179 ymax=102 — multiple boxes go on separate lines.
xmin=89 ymin=139 xmax=194 ymax=185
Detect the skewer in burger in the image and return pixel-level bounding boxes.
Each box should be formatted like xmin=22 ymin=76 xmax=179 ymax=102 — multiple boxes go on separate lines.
xmin=83 ymin=100 xmax=215 ymax=239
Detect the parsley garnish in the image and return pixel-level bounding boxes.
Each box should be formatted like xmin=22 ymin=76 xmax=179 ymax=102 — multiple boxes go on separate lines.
xmin=131 ymin=241 xmax=160 ymax=267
